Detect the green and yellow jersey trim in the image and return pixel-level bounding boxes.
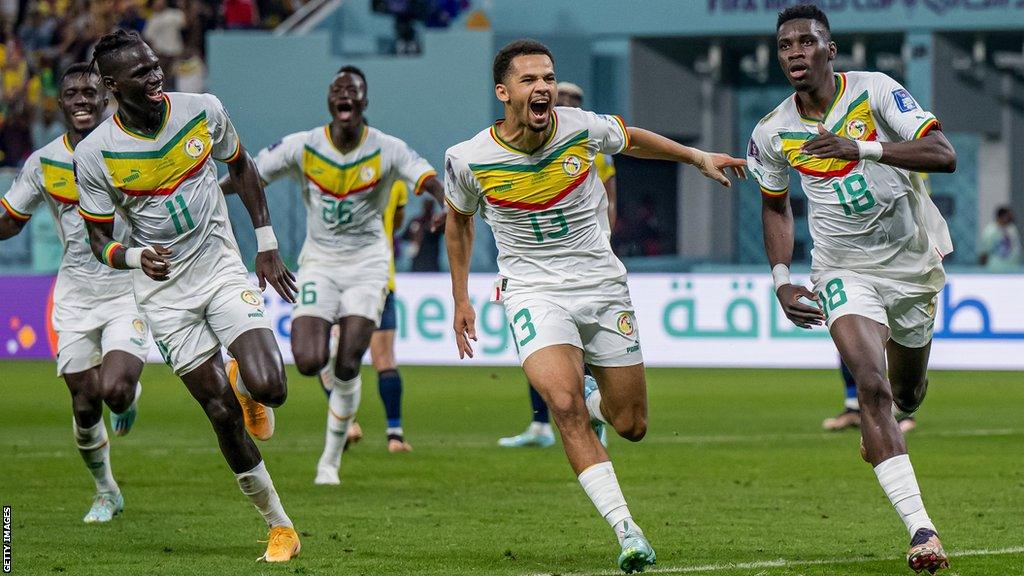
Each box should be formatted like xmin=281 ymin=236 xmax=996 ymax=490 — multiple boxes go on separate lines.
xmin=102 ymin=110 xmax=212 ymax=197
xmin=40 ymin=157 xmax=78 ymax=204
xmin=62 ymin=133 xmax=75 ymax=153
xmin=113 ymin=94 xmax=171 ymax=141
xmin=323 ymin=124 xmax=368 ymax=155
xmin=913 ymin=118 xmax=940 ymax=140
xmin=445 ymin=197 xmax=477 ymax=216
xmin=759 ymin=185 xmax=789 ymax=198
xmin=1 ymin=197 xmax=31 ymax=221
xmin=219 ymin=139 xmax=242 ymax=163
xmin=796 ymin=73 xmax=846 ymax=124
xmin=412 ymin=170 xmax=436 ymax=195
xmin=302 ymin=146 xmax=382 ymax=198
xmin=78 ymin=207 xmax=114 ymax=223
xmin=611 ymin=114 xmax=630 ymax=151
xmin=489 ymin=111 xmax=559 ymax=155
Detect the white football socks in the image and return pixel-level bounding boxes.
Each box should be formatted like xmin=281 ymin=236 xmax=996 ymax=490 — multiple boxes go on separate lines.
xmin=73 ymin=418 xmax=118 ymax=495
xmin=235 ymin=460 xmax=292 ymax=528
xmin=584 ymin=388 xmax=608 ymax=425
xmin=578 ymin=461 xmax=637 ymax=545
xmin=317 ymin=374 xmax=362 ymax=471
xmin=874 ymin=454 xmax=936 ymax=536
xmin=528 ymin=421 xmax=553 ymax=437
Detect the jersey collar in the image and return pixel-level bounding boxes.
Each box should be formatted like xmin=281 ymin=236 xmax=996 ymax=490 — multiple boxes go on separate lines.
xmin=490 ymin=110 xmax=559 ymax=156
xmin=114 ymin=94 xmax=171 ymax=141
xmin=795 ymin=73 xmax=846 ymax=125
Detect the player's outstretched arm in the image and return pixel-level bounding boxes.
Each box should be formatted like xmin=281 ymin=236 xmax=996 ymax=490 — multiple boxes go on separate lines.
xmin=0 ymin=210 xmax=28 ymax=240
xmin=763 ymin=193 xmax=824 ymax=329
xmin=445 ymin=209 xmax=477 ymax=359
xmin=82 ymin=218 xmax=170 ymax=280
xmin=802 ymin=124 xmax=956 ymax=173
xmin=622 ymin=127 xmax=746 ymax=187
xmin=420 ymin=177 xmax=448 ymax=232
xmin=225 ymin=147 xmax=298 ymax=303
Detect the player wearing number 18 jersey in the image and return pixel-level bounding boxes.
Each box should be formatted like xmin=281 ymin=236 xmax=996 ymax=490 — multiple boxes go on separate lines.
xmin=750 ymin=6 xmax=956 ymax=573
xmin=75 ymin=30 xmax=300 ymax=562
xmin=446 ymin=40 xmax=745 ymax=574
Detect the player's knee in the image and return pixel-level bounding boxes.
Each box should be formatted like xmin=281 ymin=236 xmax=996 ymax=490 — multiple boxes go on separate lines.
xmin=546 ymin=392 xmax=585 ymax=428
xmin=246 ymin=366 xmax=288 ymax=408
xmin=293 ymin=348 xmax=328 ymax=377
xmin=334 ymin=355 xmax=362 ymax=382
xmin=893 ymin=377 xmax=927 ymax=413
xmin=612 ymin=409 xmax=647 ymax=442
xmin=855 ymin=371 xmax=892 ymax=411
xmin=103 ymin=375 xmax=136 ymax=413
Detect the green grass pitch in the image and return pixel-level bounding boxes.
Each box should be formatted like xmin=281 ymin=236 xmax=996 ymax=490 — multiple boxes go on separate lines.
xmin=2 ymin=361 xmax=1022 ymax=576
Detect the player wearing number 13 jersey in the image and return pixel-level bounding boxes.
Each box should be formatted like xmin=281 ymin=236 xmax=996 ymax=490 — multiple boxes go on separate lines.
xmin=445 ymin=40 xmax=745 ymax=574
xmin=750 ymin=6 xmax=957 ymax=573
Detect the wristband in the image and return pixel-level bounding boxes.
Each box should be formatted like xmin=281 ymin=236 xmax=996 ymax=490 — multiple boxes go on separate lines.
xmin=771 ymin=263 xmax=791 ymax=291
xmin=856 ymin=140 xmax=883 ymax=161
xmin=255 ymin=226 xmax=278 ymax=252
xmin=101 ymin=241 xmax=124 ymax=267
xmin=124 ymin=247 xmax=151 ymax=269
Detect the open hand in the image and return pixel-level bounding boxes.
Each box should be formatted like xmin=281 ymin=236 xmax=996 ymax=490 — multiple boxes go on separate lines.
xmin=695 ymin=151 xmax=747 ymax=187
xmin=801 ymin=123 xmax=859 ymax=161
xmin=255 ymin=249 xmax=297 ymax=303
xmin=776 ymin=283 xmax=826 ymax=329
xmin=452 ymin=300 xmax=477 ymax=359
xmin=141 ymin=246 xmax=172 ymax=281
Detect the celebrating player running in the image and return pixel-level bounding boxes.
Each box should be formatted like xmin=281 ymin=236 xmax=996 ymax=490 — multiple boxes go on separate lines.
xmin=445 ymin=39 xmax=745 ymax=574
xmin=748 ymin=5 xmax=956 ymax=573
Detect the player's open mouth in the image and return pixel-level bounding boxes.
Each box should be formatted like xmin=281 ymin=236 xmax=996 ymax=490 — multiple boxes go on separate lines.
xmin=336 ymin=102 xmax=354 ymax=121
xmin=529 ymin=99 xmax=550 ymax=121
xmin=788 ymin=63 xmax=808 ymax=80
xmin=72 ymin=110 xmax=92 ymax=120
xmin=146 ymin=85 xmax=164 ymax=102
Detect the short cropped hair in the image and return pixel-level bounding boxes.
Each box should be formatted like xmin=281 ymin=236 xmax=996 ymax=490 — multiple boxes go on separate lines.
xmin=493 ymin=39 xmax=554 ymax=86
xmin=777 ymin=4 xmax=831 ymax=39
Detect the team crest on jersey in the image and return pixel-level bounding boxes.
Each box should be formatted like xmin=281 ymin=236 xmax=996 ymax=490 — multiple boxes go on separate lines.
xmin=241 ymin=290 xmax=262 ymax=307
xmin=360 ymin=165 xmax=376 ymax=182
xmin=132 ymin=318 xmax=147 ymax=335
xmin=845 ymin=119 xmax=867 ymax=139
xmin=616 ymin=312 xmax=636 ymax=336
xmin=562 ymin=155 xmax=582 ymax=177
xmin=184 ymin=137 xmax=205 ymax=159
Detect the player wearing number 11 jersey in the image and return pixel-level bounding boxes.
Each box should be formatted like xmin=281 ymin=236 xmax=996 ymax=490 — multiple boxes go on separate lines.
xmin=749 ymin=6 xmax=957 ymax=573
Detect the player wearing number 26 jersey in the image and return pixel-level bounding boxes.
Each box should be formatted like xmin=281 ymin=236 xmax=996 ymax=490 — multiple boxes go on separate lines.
xmin=748 ymin=70 xmax=952 ymax=347
xmin=253 ymin=123 xmax=435 ymax=325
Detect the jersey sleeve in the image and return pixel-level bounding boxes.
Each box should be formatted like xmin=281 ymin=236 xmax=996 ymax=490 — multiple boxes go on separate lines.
xmin=869 ymin=72 xmax=940 ymax=142
xmin=443 ymin=147 xmax=481 ymax=216
xmin=388 ymin=137 xmax=436 ymax=195
xmin=203 ymin=94 xmax=243 ymax=162
xmin=747 ymin=121 xmax=790 ymax=197
xmin=1 ymin=155 xmax=45 ymax=222
xmin=574 ymin=108 xmax=629 ymax=155
xmin=74 ymin=149 xmax=117 ymax=224
xmin=253 ymin=133 xmax=304 ymax=184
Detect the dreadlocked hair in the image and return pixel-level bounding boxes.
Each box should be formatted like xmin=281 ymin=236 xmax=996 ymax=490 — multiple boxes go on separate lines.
xmin=91 ymin=29 xmax=145 ymax=75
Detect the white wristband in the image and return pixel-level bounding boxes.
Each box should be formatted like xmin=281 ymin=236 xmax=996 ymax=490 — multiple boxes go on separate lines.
xmin=255 ymin=226 xmax=278 ymax=252
xmin=124 ymin=247 xmax=149 ymax=269
xmin=856 ymin=140 xmax=883 ymax=161
xmin=771 ymin=263 xmax=791 ymax=291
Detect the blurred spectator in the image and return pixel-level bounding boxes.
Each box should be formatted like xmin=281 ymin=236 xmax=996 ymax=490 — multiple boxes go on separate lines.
xmin=143 ymin=0 xmax=186 ymax=89
xmin=223 ymin=0 xmax=259 ymax=30
xmin=979 ymin=206 xmax=1022 ymax=272
xmin=404 ymin=201 xmax=442 ymax=272
xmin=173 ymin=46 xmax=205 ymax=93
xmin=117 ymin=0 xmax=146 ymax=33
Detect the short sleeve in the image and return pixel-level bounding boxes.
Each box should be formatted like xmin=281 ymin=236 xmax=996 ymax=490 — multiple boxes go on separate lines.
xmin=74 ymin=151 xmax=117 ymax=224
xmin=575 ymin=108 xmax=629 ymax=155
xmin=869 ymin=72 xmax=939 ymax=142
xmin=388 ymin=137 xmax=436 ymax=195
xmin=747 ymin=122 xmax=790 ymax=197
xmin=204 ymin=94 xmax=242 ymax=162
xmin=443 ymin=148 xmax=481 ymax=216
xmin=253 ymin=133 xmax=304 ymax=184
xmin=1 ymin=157 xmax=46 ymax=222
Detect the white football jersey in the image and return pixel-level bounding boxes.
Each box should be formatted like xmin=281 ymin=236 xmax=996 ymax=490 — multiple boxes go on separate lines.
xmin=75 ymin=92 xmax=248 ymax=307
xmin=253 ymin=124 xmax=435 ymax=267
xmin=747 ymin=71 xmax=951 ymax=272
xmin=1 ymin=133 xmax=134 ymax=329
xmin=445 ymin=106 xmax=628 ymax=291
